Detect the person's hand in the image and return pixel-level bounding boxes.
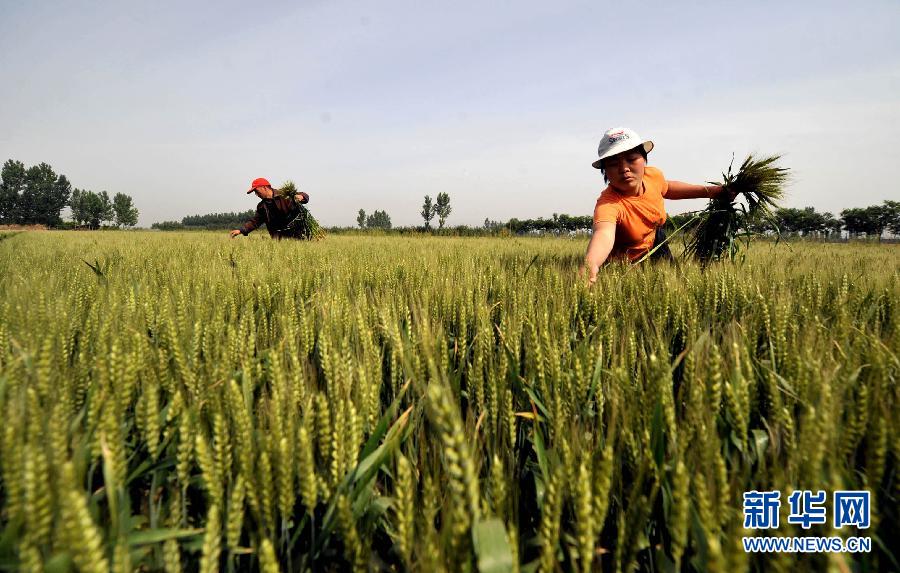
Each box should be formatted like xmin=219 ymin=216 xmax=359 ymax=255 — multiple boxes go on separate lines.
xmin=229 ymin=229 xmax=242 ymax=238
xmin=711 ymin=185 xmax=737 ymax=202
xmin=580 ymin=263 xmax=599 ymax=285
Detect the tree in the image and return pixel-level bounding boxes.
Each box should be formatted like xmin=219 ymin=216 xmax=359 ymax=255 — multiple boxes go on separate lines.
xmin=20 ymin=163 xmax=57 ymax=224
xmin=357 ymin=209 xmax=367 ymax=229
xmin=435 ymin=192 xmax=451 ymax=229
xmin=557 ymin=214 xmax=592 ymax=233
xmin=667 ymin=212 xmax=696 ymax=232
xmin=84 ymin=192 xmax=107 ymax=228
xmin=70 ymin=188 xmax=87 ymax=225
xmin=884 ymin=200 xmax=900 ymax=235
xmin=151 ymin=220 xmax=185 ymax=230
xmin=71 ymin=189 xmax=114 ymax=228
xmin=840 ymin=208 xmax=867 ymax=237
xmin=840 ymin=206 xmax=890 ymax=238
xmin=179 ymin=210 xmax=254 ymax=229
xmin=96 ymin=191 xmax=114 ymax=226
xmin=113 ymin=192 xmax=139 ymax=227
xmin=365 ymin=210 xmax=391 ymax=229
xmin=764 ymin=207 xmax=844 ymax=238
xmin=74 ymin=190 xmax=92 ymax=227
xmin=421 ymin=195 xmax=435 ymax=228
xmin=821 ymin=212 xmax=842 ymax=236
xmin=773 ymin=207 xmax=833 ymax=236
xmin=0 ymin=160 xmax=70 ymax=226
xmin=49 ymin=174 xmax=73 ymax=226
xmin=0 ymin=160 xmax=26 ymax=223
xmin=505 ymin=214 xmax=593 ymax=235
xmin=483 ymin=217 xmax=502 ymax=230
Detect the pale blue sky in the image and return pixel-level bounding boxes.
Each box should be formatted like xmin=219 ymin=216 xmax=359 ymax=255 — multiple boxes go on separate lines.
xmin=1 ymin=0 xmax=898 ymax=227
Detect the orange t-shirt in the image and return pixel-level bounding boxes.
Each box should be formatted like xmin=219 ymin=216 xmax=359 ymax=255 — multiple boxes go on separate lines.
xmin=592 ymin=166 xmax=668 ymax=261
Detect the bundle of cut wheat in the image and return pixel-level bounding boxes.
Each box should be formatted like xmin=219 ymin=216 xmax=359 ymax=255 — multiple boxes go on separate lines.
xmin=684 ymin=154 xmax=789 ymax=264
xmin=277 ymin=180 xmax=326 ymax=240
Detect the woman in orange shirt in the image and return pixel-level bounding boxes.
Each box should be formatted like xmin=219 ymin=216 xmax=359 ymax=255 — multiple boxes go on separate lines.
xmin=583 ymin=127 xmax=732 ymax=283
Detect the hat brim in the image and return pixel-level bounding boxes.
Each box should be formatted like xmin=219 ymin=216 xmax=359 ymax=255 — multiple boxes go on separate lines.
xmin=592 ymin=140 xmax=654 ymax=169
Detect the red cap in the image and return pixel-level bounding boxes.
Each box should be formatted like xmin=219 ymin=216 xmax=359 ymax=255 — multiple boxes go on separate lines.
xmin=247 ymin=177 xmax=271 ymax=193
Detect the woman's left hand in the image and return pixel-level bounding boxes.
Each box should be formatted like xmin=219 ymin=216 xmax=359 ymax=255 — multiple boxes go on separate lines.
xmin=711 ymin=185 xmax=737 ymax=201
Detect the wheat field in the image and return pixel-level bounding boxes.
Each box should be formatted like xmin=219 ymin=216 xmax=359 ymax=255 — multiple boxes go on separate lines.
xmin=0 ymin=231 xmax=897 ymax=572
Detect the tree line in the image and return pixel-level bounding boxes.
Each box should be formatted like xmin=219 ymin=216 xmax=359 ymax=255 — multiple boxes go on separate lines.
xmin=153 ymin=187 xmax=900 ymax=239
xmin=357 ymin=194 xmax=899 ymax=238
xmin=355 ymin=192 xmax=453 ymax=230
xmin=0 ymin=159 xmax=138 ymax=228
xmin=355 ymin=209 xmax=393 ymax=230
xmin=152 ymin=211 xmax=255 ymax=231
xmin=669 ymin=201 xmax=900 ymax=238
xmin=506 ymin=213 xmax=593 ymax=234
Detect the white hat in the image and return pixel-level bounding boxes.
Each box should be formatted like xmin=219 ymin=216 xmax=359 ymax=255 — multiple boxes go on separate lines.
xmin=592 ymin=127 xmax=654 ymax=169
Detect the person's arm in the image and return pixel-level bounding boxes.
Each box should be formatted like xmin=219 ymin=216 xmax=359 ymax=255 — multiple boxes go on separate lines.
xmin=295 ymin=191 xmax=309 ymax=204
xmin=230 ymin=204 xmax=264 ymax=238
xmin=582 ymin=221 xmax=616 ymax=284
xmin=665 ymin=181 xmax=727 ymax=200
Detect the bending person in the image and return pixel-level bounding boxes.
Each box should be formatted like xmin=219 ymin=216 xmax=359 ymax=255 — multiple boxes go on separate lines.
xmin=230 ymin=177 xmax=310 ymax=240
xmin=583 ymin=127 xmax=732 ymax=283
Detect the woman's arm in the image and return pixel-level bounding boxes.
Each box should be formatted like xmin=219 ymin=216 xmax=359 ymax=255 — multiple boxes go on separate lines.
xmin=583 ymin=221 xmax=616 ymax=284
xmin=665 ymin=181 xmax=725 ymax=200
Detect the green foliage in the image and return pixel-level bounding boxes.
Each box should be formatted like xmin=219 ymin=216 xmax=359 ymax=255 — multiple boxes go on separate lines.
xmin=768 ymin=206 xmax=841 ymax=236
xmin=356 ymin=209 xmax=366 ymax=229
xmin=841 ymin=201 xmax=899 ymax=237
xmin=734 ymin=205 xmax=843 ymax=237
xmin=483 ymin=217 xmax=504 ymax=231
xmin=421 ymin=195 xmax=435 ymax=228
xmin=1 ymin=233 xmax=896 ymax=572
xmin=885 ymin=200 xmax=900 ymax=235
xmin=666 ymin=211 xmax=695 ymax=231
xmin=150 ymin=220 xmax=186 ymax=230
xmin=0 ymin=160 xmax=27 ymax=223
xmin=366 ymin=209 xmax=392 ymax=229
xmin=436 ymin=191 xmax=451 ymax=228
xmin=162 ymin=211 xmax=256 ymax=230
xmin=508 ymin=213 xmax=592 ymax=234
xmin=112 ymin=193 xmax=139 ymax=228
xmin=0 ymin=160 xmax=71 ymax=226
xmin=1 ymin=158 xmax=140 ymax=229
xmin=70 ymin=189 xmax=114 ymax=228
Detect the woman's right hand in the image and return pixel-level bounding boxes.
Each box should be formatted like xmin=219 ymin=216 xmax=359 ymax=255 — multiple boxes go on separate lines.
xmin=230 ymin=229 xmax=241 ymax=238
xmin=580 ymin=263 xmax=600 ymax=284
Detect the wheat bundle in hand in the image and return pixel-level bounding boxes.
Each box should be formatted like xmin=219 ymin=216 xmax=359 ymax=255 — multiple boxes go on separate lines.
xmin=278 ymin=180 xmax=326 ymax=240
xmin=684 ymin=154 xmax=789 ymax=264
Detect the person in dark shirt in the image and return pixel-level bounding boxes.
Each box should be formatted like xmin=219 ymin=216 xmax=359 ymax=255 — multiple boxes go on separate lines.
xmin=229 ymin=177 xmax=311 ymax=240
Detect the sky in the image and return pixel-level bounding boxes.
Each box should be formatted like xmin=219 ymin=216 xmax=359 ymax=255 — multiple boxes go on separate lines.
xmin=1 ymin=0 xmax=899 ymax=228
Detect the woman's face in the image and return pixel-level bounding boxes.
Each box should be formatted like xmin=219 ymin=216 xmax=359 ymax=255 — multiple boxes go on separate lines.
xmin=603 ymin=149 xmax=646 ymax=195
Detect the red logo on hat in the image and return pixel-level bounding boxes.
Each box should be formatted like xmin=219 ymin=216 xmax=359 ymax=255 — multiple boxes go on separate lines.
xmin=608 ymin=130 xmax=630 ymax=144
